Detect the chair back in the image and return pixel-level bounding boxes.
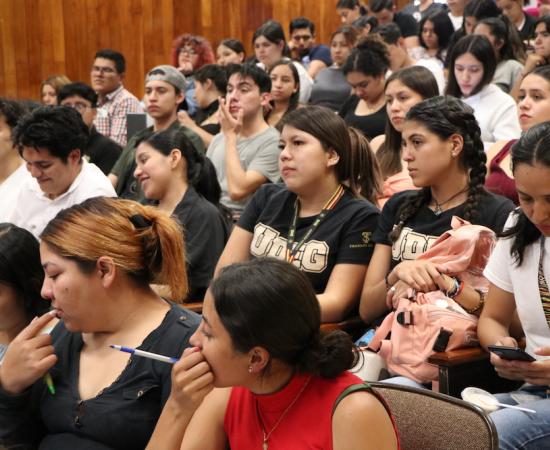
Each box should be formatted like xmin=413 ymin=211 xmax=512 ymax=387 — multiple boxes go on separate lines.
xmin=370 ymin=382 xmax=498 ymax=450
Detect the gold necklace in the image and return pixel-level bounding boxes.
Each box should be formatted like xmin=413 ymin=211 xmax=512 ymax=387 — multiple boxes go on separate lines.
xmin=256 ymin=375 xmax=312 ymax=450
xmin=431 ymin=186 xmax=469 ymax=216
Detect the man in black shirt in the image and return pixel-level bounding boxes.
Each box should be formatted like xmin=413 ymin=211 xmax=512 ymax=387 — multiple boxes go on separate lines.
xmin=58 ymin=82 xmax=121 ymax=175
xmin=369 ymin=0 xmax=420 ymax=48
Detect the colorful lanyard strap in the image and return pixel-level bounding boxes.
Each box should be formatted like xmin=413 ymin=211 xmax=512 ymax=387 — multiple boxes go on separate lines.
xmin=538 ymin=237 xmax=550 ymax=328
xmin=285 ymin=184 xmax=345 ymax=263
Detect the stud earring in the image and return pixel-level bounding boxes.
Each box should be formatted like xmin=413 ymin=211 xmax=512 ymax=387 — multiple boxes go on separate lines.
xmin=248 ymin=365 xmax=253 ymax=373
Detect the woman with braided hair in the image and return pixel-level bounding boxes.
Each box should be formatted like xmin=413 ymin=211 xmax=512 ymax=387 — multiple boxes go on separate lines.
xmin=359 ymin=96 xmax=515 ymax=327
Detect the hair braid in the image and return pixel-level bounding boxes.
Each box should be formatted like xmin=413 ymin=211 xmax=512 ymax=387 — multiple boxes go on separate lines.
xmin=461 ymin=118 xmax=487 ymax=223
xmin=389 ymin=188 xmax=431 ymax=242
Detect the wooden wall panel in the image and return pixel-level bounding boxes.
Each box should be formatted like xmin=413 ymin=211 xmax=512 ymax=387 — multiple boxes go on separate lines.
xmin=0 ymin=0 xmax=344 ymax=100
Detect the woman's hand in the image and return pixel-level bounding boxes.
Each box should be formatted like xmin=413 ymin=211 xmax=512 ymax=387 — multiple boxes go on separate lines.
xmin=524 ymin=53 xmax=547 ymax=75
xmin=167 ymin=347 xmax=214 ymax=414
xmin=177 ymin=111 xmax=197 ymax=130
xmin=390 ymin=260 xmax=443 ymax=293
xmin=386 ymin=280 xmax=415 ymax=309
xmin=217 ymin=98 xmax=243 ymax=137
xmin=490 ymin=340 xmax=550 ymax=385
xmin=0 ymin=311 xmax=58 ymax=395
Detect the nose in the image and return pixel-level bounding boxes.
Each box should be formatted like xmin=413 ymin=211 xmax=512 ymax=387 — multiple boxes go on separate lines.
xmin=41 ymin=278 xmax=53 ymax=301
xmin=519 ymin=95 xmax=531 ymax=111
xmin=389 ymin=98 xmax=400 ymax=112
xmin=133 ymin=165 xmax=142 ymax=179
xmin=401 ymin=144 xmax=413 ymax=161
xmin=27 ymin=163 xmax=43 ymax=179
xmin=189 ymin=328 xmax=201 ymax=348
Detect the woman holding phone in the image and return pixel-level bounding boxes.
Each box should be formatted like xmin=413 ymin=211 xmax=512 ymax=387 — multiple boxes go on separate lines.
xmin=478 ymin=122 xmax=550 ymax=449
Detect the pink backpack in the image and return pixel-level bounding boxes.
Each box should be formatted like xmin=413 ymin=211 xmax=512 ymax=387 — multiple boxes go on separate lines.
xmin=367 ymin=217 xmax=496 ymax=384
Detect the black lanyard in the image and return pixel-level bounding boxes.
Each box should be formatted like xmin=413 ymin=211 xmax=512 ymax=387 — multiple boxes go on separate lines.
xmin=286 ymin=185 xmax=345 ymax=263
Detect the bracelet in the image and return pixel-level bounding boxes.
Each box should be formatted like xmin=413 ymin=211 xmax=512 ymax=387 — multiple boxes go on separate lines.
xmin=464 ymin=289 xmax=486 ymax=314
xmin=445 ymin=276 xmax=460 ymax=298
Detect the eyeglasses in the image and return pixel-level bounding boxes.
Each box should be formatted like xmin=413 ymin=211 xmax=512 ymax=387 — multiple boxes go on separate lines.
xmin=179 ymin=47 xmax=197 ymax=55
xmin=62 ymin=102 xmax=94 ymax=112
xmin=91 ymin=66 xmax=116 ymax=75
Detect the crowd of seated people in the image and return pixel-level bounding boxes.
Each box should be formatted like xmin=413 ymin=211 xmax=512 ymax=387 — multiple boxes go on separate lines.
xmin=1 ymin=0 xmax=550 ymax=448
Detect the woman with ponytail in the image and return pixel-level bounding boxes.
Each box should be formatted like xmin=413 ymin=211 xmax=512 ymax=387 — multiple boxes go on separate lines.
xmin=0 ymin=196 xmax=200 ymax=449
xmin=474 ymin=15 xmax=526 ymax=93
xmin=148 ymin=258 xmax=400 ymax=450
xmin=216 ymin=105 xmax=381 ymax=323
xmin=135 ymin=128 xmax=230 ymax=300
xmin=479 ymin=122 xmax=550 ymax=449
xmin=360 ymin=96 xmax=514 ymax=325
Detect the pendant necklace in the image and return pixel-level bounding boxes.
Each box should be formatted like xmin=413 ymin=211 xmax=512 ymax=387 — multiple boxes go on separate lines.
xmin=256 ymin=375 xmax=312 ymax=450
xmin=431 ymin=186 xmax=468 ymax=216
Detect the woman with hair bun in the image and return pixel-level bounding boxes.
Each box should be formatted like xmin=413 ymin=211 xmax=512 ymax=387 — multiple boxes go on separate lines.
xmin=360 ymin=96 xmax=515 ymax=328
xmin=135 ymin=128 xmax=230 ymax=300
xmin=0 ymin=196 xmax=200 ymax=450
xmin=148 ymin=258 xmax=400 ymax=450
xmin=215 ymin=105 xmax=381 ymax=323
xmin=340 ymin=36 xmax=390 ymax=140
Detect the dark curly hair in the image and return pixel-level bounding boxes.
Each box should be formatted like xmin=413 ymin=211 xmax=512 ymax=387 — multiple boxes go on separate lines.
xmin=500 ymin=121 xmax=550 ymax=265
xmin=342 ymin=34 xmax=390 ymax=77
xmin=389 ymin=96 xmax=487 ymax=242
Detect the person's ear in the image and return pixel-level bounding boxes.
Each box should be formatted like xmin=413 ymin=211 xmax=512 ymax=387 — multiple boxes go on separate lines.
xmin=169 ymin=148 xmax=183 ymax=169
xmin=68 ymin=149 xmax=81 ymax=165
xmin=96 ymin=256 xmax=116 ymax=288
xmin=176 ymin=89 xmax=185 ymax=105
xmin=247 ymin=346 xmax=271 ymax=373
xmin=327 ymin=148 xmax=340 ymax=167
xmin=448 ymin=133 xmax=464 ymax=158
xmin=260 ymin=91 xmax=271 ymax=107
xmin=204 ymin=79 xmax=214 ymax=91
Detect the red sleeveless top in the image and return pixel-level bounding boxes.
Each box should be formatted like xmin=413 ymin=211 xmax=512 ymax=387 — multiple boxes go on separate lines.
xmin=485 ymin=139 xmax=519 ymax=205
xmin=224 ymin=371 xmax=400 ymax=450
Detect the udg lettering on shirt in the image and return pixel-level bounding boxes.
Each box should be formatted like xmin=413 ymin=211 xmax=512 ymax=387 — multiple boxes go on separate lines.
xmin=392 ymin=226 xmax=438 ymax=261
xmin=252 ymin=223 xmax=329 ymax=273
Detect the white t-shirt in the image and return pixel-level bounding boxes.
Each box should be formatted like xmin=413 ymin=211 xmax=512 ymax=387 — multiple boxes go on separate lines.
xmin=10 ymin=160 xmax=116 ymax=238
xmin=257 ymin=60 xmax=313 ymax=103
xmin=414 ymin=58 xmax=446 ymax=95
xmin=462 ymin=84 xmax=521 ymax=149
xmin=0 ymin=164 xmax=30 ymax=223
xmin=484 ymin=213 xmax=550 ymax=359
xmin=448 ymin=13 xmax=463 ymax=31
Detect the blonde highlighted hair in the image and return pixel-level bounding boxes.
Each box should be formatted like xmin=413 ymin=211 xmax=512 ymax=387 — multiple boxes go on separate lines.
xmin=40 ymin=197 xmax=188 ymax=301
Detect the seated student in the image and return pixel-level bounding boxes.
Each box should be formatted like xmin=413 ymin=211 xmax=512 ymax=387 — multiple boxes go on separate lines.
xmin=40 ymin=75 xmax=71 ymax=106
xmin=148 ymin=258 xmax=400 ymax=450
xmin=496 ymin=0 xmax=537 ymax=41
xmin=368 ymin=0 xmax=420 ymax=48
xmin=447 ymin=0 xmax=467 ymax=31
xmin=253 ymin=20 xmax=313 ymax=103
xmin=510 ymin=15 xmax=550 ymax=100
xmin=445 ymin=34 xmax=521 ymax=148
xmin=0 ymin=197 xmax=200 ymax=450
xmin=109 ymin=64 xmax=204 ymax=202
xmin=134 ymin=128 xmax=230 ymax=301
xmin=58 ymin=82 xmax=122 ymax=175
xmin=288 ymin=17 xmax=332 ymax=79
xmin=216 ymin=39 xmax=246 ymax=66
xmin=91 ymin=49 xmax=142 ymax=147
xmin=171 ymin=34 xmax=215 ymax=117
xmin=416 ymin=10 xmax=455 ymax=66
xmin=360 ymin=96 xmax=515 ymax=328
xmin=353 ymin=15 xmax=379 ymax=37
xmin=486 ymin=66 xmax=550 ymax=204
xmin=216 ymin=106 xmax=380 ymax=323
xmin=0 ymin=99 xmax=29 ymax=222
xmin=266 ymin=60 xmax=300 ymax=128
xmin=10 ymin=106 xmax=116 ymax=238
xmin=206 ymin=64 xmax=280 ymax=219
xmin=474 ymin=16 xmax=526 ymax=93
xmin=478 ymin=123 xmax=550 ymax=450
xmin=377 ymin=22 xmax=446 ymax=94
xmin=402 ymin=0 xmax=447 ymax=23
xmin=177 ymin=64 xmax=227 ymax=147
xmin=340 ymin=36 xmax=390 ymax=140
xmin=0 ymin=223 xmax=51 ymax=362
xmin=310 ymin=25 xmax=357 ymax=112
xmin=370 ymin=66 xmax=440 ymax=207
xmin=336 ymin=0 xmax=367 ymax=25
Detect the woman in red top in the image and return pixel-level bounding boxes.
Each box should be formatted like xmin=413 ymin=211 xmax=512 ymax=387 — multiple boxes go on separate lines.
xmin=147 ymin=258 xmax=399 ymax=450
xmin=485 ymin=65 xmax=550 ymax=204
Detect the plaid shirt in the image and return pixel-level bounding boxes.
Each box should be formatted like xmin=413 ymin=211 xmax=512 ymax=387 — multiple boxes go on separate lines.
xmin=94 ymin=85 xmax=142 ymax=147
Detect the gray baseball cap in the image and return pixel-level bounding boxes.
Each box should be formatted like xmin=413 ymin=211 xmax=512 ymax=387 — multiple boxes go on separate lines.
xmin=145 ymin=65 xmax=186 ymax=92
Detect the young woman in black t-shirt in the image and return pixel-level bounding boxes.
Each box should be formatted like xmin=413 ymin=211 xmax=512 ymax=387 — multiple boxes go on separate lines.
xmin=359 ymin=96 xmax=514 ymax=324
xmin=216 ymin=105 xmax=382 ymax=323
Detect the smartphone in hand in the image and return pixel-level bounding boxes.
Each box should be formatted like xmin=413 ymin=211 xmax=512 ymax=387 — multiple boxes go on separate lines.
xmin=487 ymin=345 xmax=536 ymax=362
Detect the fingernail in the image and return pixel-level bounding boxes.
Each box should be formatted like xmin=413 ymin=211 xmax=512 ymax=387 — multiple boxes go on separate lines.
xmin=31 ymin=316 xmax=38 ymax=323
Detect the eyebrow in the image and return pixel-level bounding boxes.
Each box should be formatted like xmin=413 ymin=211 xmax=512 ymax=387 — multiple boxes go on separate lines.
xmin=42 ymin=262 xmax=59 ymax=270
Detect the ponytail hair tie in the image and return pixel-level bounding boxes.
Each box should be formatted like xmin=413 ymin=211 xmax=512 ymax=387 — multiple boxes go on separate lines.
xmin=129 ymin=214 xmax=152 ymax=229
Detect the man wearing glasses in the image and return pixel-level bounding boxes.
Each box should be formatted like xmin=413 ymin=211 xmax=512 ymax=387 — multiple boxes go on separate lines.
xmin=58 ymin=82 xmax=122 ymax=175
xmin=289 ymin=17 xmax=332 ymax=79
xmin=91 ymin=49 xmax=142 ymax=147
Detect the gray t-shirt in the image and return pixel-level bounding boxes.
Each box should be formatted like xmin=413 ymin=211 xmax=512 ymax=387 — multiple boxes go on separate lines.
xmin=206 ymin=126 xmax=280 ymax=213
xmin=309 ymin=66 xmax=352 ymax=112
